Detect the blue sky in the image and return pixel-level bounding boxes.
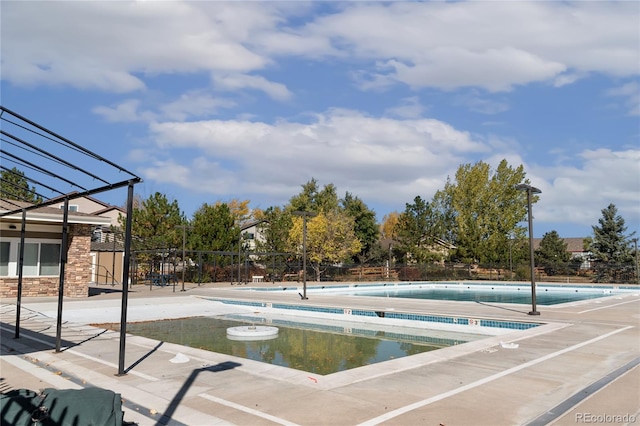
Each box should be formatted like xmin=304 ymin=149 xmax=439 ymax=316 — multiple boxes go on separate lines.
xmin=1 ymin=1 xmax=639 ymax=238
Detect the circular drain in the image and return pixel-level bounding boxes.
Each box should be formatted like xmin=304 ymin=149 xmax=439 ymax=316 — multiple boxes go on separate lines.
xmin=227 ymin=325 xmax=279 ymax=341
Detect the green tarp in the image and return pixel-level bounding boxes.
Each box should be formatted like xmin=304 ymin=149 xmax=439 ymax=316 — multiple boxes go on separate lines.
xmin=0 ymin=387 xmax=124 ymax=426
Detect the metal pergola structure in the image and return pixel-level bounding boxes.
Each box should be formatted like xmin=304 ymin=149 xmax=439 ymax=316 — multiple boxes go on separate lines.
xmin=0 ymin=105 xmax=142 ymax=375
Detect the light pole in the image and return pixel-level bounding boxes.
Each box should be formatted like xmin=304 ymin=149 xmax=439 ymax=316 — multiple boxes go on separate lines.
xmin=632 ymin=238 xmax=639 ymax=285
xmin=516 ymin=183 xmax=542 ymax=316
xmin=292 ymin=211 xmax=317 ymax=300
xmin=175 ymin=225 xmax=192 ymax=292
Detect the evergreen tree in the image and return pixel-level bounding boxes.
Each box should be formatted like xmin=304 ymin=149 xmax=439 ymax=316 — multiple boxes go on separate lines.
xmin=288 ymin=178 xmax=339 ymax=214
xmin=535 ymin=230 xmax=571 ymax=275
xmin=395 ymin=196 xmax=442 ymax=263
xmin=189 ymin=203 xmax=239 ymax=253
xmin=125 ymin=192 xmax=184 ymax=250
xmin=254 ymin=206 xmax=292 ymax=255
xmin=0 ymin=167 xmax=43 ymax=203
xmin=342 ymin=192 xmax=379 ymax=263
xmin=588 ymin=204 xmax=633 ymax=264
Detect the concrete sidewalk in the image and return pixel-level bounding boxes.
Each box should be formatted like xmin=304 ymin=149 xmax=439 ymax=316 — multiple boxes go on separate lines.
xmin=1 ymin=282 xmax=639 ymax=425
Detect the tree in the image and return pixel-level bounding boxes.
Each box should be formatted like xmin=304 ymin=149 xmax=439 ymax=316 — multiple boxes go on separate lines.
xmin=0 ymin=167 xmax=43 ymax=203
xmin=342 ymin=192 xmax=379 ymax=263
xmin=535 ymin=230 xmax=571 ymax=275
xmin=125 ymin=192 xmax=184 ymax=250
xmin=434 ymin=159 xmax=529 ymax=264
xmin=288 ymin=211 xmax=361 ymax=280
xmin=255 ymin=206 xmax=293 ymax=254
xmin=288 ymin=178 xmax=340 ymax=214
xmin=380 ymin=212 xmax=400 ymax=240
xmin=223 ymin=199 xmax=252 ymax=224
xmin=189 ymin=203 xmax=238 ymax=253
xmin=587 ymin=204 xmax=633 ymax=264
xmin=394 ymin=196 xmax=443 ymax=263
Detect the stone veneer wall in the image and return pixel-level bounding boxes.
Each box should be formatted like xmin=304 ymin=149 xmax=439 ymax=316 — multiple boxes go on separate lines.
xmin=0 ymin=224 xmax=92 ymax=298
xmin=64 ymin=224 xmax=92 ymax=297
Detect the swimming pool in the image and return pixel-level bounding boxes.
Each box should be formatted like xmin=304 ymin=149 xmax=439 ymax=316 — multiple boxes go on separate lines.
xmin=100 ymin=313 xmax=487 ymax=375
xmin=252 ymin=282 xmax=638 ymax=306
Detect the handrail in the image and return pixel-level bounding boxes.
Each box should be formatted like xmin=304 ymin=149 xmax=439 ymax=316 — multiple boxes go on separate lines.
xmin=87 ymin=261 xmax=120 ymax=286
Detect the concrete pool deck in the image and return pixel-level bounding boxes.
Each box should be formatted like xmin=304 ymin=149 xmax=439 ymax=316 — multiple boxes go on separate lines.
xmin=1 ymin=281 xmax=639 ymax=425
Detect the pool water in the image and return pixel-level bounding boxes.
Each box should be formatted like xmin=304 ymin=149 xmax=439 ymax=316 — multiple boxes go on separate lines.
xmin=330 ymin=284 xmax=627 ymax=305
xmin=106 ymin=314 xmax=484 ymax=375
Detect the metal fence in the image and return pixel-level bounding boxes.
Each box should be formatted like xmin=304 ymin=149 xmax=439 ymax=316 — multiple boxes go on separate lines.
xmin=129 ymin=249 xmax=639 ymax=286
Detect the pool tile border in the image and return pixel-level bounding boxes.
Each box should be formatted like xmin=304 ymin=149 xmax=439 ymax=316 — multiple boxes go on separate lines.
xmin=207 ymin=298 xmax=540 ymax=331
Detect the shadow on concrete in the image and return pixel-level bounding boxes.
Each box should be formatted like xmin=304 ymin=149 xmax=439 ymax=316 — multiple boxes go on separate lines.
xmin=125 ymin=340 xmax=164 ymax=375
xmin=0 ymin=323 xmax=76 ymax=356
xmin=157 ymin=361 xmax=242 ymax=426
xmin=475 ymin=300 xmax=531 ymax=315
xmin=61 ymin=329 xmax=109 ymax=352
xmin=88 ymin=286 xmax=123 ymax=297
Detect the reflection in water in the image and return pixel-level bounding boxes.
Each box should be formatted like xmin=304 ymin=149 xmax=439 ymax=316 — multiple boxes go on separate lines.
xmin=106 ymin=316 xmax=473 ymax=375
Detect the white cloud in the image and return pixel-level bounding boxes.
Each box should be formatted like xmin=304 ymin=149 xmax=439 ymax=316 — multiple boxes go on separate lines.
xmin=1 ymin=1 xmax=274 ymax=92
xmin=382 ymin=49 xmax=565 ymax=92
xmin=93 ymin=99 xmax=155 ymax=122
xmin=93 ymin=91 xmax=236 ymax=123
xmin=553 ymin=72 xmax=585 ymax=88
xmin=141 ymin=109 xmax=487 ymax=209
xmin=454 ymin=91 xmax=510 ymax=115
xmin=160 ymin=91 xmax=236 ymax=121
xmin=606 ymin=82 xmax=640 ymax=116
xmin=303 ymin=2 xmax=639 ymax=91
xmin=138 ymin=111 xmax=639 ymax=231
xmin=530 ymin=149 xmax=640 ymax=228
xmin=384 ymin=97 xmax=426 ymax=119
xmin=212 ymin=74 xmax=292 ymax=101
xmin=2 ymin=2 xmax=637 ymax=94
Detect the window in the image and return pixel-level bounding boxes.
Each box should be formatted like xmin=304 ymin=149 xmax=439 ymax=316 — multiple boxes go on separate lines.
xmin=1 ymin=240 xmax=61 ymax=277
xmin=0 ymin=242 xmax=9 ymax=276
xmin=59 ymin=205 xmax=79 ymax=212
xmin=22 ymin=243 xmax=39 ymax=275
xmin=40 ymin=243 xmax=61 ymax=275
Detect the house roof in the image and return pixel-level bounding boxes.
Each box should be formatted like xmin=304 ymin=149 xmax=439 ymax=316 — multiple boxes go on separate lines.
xmin=0 ymin=199 xmax=112 ymax=226
xmin=93 ymin=205 xmax=126 ymax=215
xmin=47 ymin=192 xmax=111 ymax=208
xmin=91 ymin=241 xmax=125 ymax=252
xmin=532 ymin=237 xmax=587 ymax=253
xmin=240 ymin=219 xmax=266 ymax=231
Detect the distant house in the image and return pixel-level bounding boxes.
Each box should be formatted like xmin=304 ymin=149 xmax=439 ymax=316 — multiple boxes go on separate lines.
xmin=240 ymin=219 xmax=267 ymax=252
xmin=533 ymin=237 xmax=591 ymax=269
xmin=51 ymin=194 xmax=127 ymax=284
xmin=0 ymin=199 xmax=112 ymax=298
xmin=380 ymin=237 xmax=457 ymax=264
xmin=51 ymin=194 xmax=125 ymax=242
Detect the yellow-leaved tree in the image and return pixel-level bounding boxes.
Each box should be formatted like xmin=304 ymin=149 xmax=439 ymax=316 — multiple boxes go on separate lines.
xmin=218 ymin=199 xmax=251 ymax=225
xmin=380 ymin=211 xmax=400 ymax=240
xmin=288 ymin=211 xmax=362 ymax=281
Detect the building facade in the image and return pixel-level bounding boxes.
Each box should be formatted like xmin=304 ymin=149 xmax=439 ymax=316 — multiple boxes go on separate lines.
xmin=0 ymin=200 xmax=111 ymax=298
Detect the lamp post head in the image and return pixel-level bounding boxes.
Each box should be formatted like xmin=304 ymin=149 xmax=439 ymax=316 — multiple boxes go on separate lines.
xmin=516 ymin=183 xmax=542 ymax=194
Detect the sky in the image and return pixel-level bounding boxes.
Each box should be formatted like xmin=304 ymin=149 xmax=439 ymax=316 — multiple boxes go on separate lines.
xmin=1 ymin=1 xmax=639 ymax=239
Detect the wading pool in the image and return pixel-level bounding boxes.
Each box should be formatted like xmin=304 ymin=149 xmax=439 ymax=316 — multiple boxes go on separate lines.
xmin=99 ymin=313 xmax=487 ymax=375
